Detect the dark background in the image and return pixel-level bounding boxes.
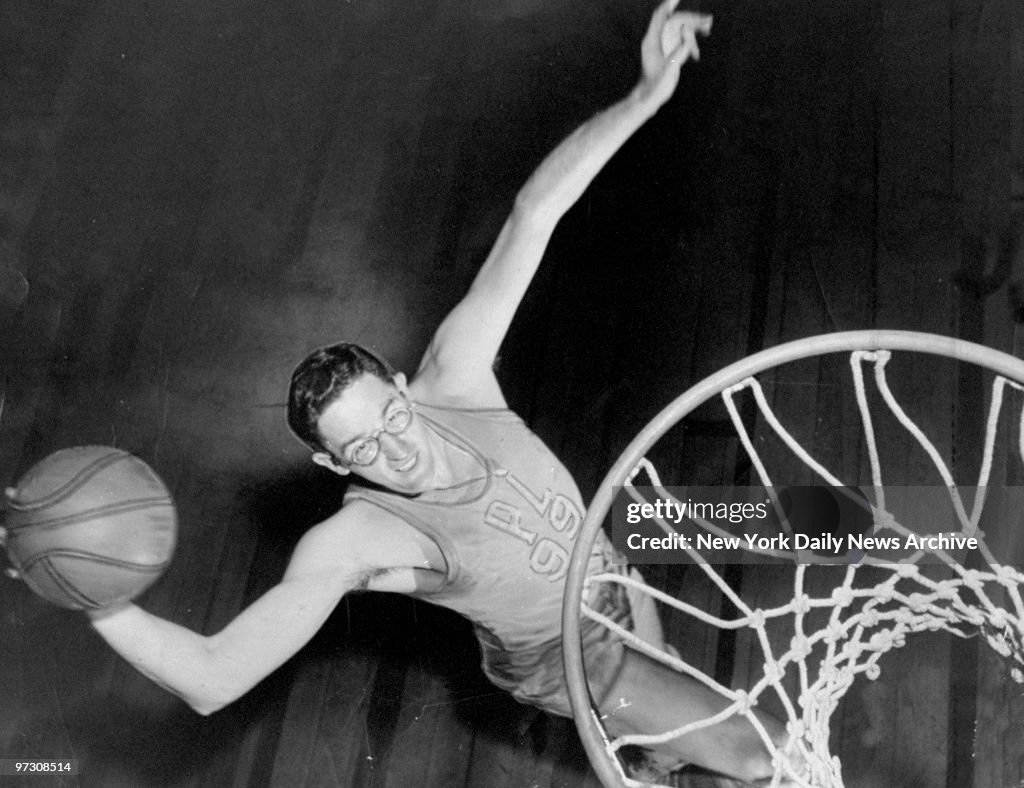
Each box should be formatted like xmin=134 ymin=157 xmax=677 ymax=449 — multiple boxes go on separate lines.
xmin=1 ymin=0 xmax=1021 ymax=786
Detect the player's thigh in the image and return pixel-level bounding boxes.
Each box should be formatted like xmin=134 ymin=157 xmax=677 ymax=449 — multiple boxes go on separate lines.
xmin=596 ymin=648 xmax=780 ymax=775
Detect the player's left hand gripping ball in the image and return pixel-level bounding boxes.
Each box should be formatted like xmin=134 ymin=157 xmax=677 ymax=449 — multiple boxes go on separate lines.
xmin=2 ymin=447 xmax=177 ymax=610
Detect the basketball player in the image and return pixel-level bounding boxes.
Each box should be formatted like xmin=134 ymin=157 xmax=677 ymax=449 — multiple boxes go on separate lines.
xmin=4 ymin=3 xmax=798 ymax=784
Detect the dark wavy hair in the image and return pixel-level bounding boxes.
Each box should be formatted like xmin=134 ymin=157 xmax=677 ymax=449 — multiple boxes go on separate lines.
xmin=287 ymin=343 xmax=397 ymax=452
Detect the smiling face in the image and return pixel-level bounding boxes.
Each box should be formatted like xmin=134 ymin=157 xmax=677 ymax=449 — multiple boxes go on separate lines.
xmin=311 ymin=372 xmax=436 ymax=494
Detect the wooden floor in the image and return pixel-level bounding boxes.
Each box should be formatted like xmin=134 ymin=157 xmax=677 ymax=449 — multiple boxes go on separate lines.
xmin=1 ymin=0 xmax=1022 ymax=786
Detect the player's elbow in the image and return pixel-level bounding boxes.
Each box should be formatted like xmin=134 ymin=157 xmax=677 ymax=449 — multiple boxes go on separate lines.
xmin=188 ymin=695 xmax=229 ymax=717
xmin=187 ymin=697 xmax=220 ymax=717
xmin=181 ymin=642 xmax=250 ymax=715
xmin=184 ymin=681 xmax=241 ymax=716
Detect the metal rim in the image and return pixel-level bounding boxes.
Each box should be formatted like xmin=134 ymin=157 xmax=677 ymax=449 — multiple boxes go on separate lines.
xmin=561 ymin=330 xmax=1024 ymax=787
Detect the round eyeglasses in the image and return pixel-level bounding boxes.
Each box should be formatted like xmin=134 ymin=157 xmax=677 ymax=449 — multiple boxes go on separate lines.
xmin=344 ymin=404 xmax=414 ymax=467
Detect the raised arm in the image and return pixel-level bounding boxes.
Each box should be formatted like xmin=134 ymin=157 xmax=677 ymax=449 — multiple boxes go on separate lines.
xmin=85 ymin=506 xmax=427 ymax=715
xmin=415 ymin=1 xmax=711 ymax=401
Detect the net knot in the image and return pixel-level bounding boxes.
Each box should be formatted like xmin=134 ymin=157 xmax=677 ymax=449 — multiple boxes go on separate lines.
xmin=865 ymin=661 xmax=882 ymax=680
xmin=994 ymin=564 xmax=1024 ymax=583
xmin=894 ymin=562 xmax=919 ymax=579
xmin=963 ymin=609 xmax=986 ymax=628
xmin=874 ymin=508 xmax=898 ymax=531
xmin=989 ymin=608 xmax=1015 ymax=630
xmin=817 ymin=664 xmax=840 ymax=686
xmin=748 ymin=609 xmax=767 ymax=629
xmin=734 ymin=690 xmax=755 ymax=714
xmin=859 ymin=608 xmax=880 ymax=628
xmin=869 ymin=629 xmax=904 ymax=651
xmin=789 ymin=635 xmax=812 ymax=660
xmin=823 ymin=622 xmax=846 ymax=644
xmin=892 ymin=608 xmax=916 ymax=626
xmin=763 ymin=660 xmax=786 ymax=684
xmin=770 ymin=750 xmax=795 ymax=775
xmin=830 ymin=586 xmax=855 ymax=607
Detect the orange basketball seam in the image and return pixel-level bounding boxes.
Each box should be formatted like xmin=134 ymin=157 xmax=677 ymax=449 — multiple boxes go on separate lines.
xmin=20 ymin=550 xmax=172 ymax=574
xmin=37 ymin=555 xmax=100 ymax=609
xmin=6 ymin=498 xmax=175 ymax=533
xmin=9 ymin=449 xmax=134 ymax=511
xmin=9 ymin=447 xmax=177 ymax=611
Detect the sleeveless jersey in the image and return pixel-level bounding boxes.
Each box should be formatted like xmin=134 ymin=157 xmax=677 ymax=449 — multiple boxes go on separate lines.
xmin=345 ymin=402 xmax=631 ymax=716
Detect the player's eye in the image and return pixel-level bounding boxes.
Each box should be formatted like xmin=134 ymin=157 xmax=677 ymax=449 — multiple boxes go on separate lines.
xmin=350 ymin=440 xmax=378 ymax=466
xmin=385 ymin=407 xmax=412 ymax=433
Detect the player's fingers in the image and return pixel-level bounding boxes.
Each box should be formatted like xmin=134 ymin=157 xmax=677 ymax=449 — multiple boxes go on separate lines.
xmin=681 ymin=27 xmax=700 ymax=62
xmin=674 ymin=11 xmax=713 ymax=36
xmin=659 ymin=13 xmax=710 ymax=66
xmin=645 ymin=0 xmax=682 ymax=45
xmin=5 ymin=568 xmax=20 ymax=580
xmin=666 ymin=45 xmax=692 ymax=70
xmin=666 ymin=31 xmax=699 ymax=67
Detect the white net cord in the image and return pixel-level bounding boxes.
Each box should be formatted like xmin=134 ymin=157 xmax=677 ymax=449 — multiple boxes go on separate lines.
xmin=580 ymin=350 xmax=1024 ymax=787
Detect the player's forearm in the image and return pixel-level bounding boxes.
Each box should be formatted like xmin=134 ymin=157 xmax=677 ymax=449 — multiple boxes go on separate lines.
xmin=418 ymin=87 xmax=670 ymax=377
xmin=88 ymin=604 xmax=240 ymax=715
xmin=87 ymin=567 xmax=353 ymax=715
xmin=513 ymin=86 xmax=665 ymax=228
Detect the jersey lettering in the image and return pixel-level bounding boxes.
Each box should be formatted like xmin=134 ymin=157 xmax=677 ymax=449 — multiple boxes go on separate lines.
xmin=548 ymin=494 xmax=580 ymax=539
xmin=483 ymin=470 xmax=582 ymax=581
xmin=528 ymin=538 xmax=569 ymax=581
xmin=483 ymin=500 xmax=537 ymax=545
xmin=505 ymin=472 xmax=553 ymax=516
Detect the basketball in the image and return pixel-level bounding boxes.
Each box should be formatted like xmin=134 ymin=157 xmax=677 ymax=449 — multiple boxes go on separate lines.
xmin=3 ymin=446 xmax=177 ymax=610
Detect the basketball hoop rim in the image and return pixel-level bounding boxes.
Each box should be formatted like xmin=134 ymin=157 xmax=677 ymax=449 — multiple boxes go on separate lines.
xmin=561 ymin=329 xmax=1024 ymax=787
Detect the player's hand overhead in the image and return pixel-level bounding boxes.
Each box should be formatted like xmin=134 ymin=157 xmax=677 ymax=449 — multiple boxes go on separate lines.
xmin=638 ymin=1 xmax=712 ymax=108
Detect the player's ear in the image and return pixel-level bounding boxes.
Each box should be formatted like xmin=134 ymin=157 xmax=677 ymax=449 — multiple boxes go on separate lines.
xmin=392 ymin=371 xmax=408 ymax=395
xmin=312 ymin=452 xmax=350 ymax=476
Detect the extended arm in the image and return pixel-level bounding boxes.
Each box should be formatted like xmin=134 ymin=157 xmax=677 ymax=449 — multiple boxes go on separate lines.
xmin=416 ymin=1 xmax=711 ymax=401
xmin=85 ymin=506 xmax=425 ymax=715
xmin=87 ymin=566 xmax=354 ymax=714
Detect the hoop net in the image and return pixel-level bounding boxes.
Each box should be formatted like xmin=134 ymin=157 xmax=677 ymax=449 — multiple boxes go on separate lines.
xmin=562 ymin=331 xmax=1024 ymax=788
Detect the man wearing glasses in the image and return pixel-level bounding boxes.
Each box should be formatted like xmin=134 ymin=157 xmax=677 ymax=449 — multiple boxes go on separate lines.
xmin=87 ymin=4 xmax=792 ymax=784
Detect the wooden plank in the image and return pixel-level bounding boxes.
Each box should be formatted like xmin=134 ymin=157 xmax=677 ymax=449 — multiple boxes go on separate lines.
xmin=269 ymin=622 xmax=381 ymax=786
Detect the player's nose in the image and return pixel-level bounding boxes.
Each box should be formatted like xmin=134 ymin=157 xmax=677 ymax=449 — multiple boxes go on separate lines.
xmin=378 ymin=431 xmax=411 ymax=458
